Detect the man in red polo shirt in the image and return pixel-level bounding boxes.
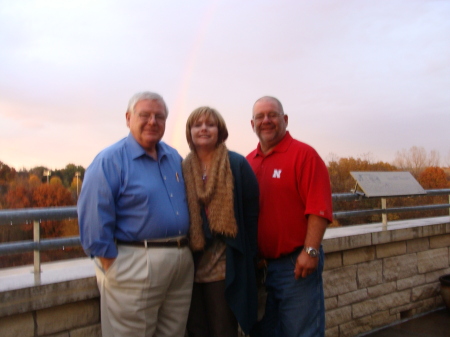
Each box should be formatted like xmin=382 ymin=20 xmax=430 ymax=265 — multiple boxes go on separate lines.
xmin=246 ymin=96 xmax=333 ymax=337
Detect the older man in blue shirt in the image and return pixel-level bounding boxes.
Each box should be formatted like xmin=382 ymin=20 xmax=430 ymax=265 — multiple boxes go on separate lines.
xmin=78 ymin=91 xmax=193 ymax=337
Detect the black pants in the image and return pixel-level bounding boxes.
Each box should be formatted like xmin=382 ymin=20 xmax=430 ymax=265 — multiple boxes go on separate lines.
xmin=187 ymin=280 xmax=238 ymax=337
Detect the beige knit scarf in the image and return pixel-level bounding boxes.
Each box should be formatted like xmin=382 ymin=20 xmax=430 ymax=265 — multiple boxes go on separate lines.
xmin=182 ymin=143 xmax=238 ymax=251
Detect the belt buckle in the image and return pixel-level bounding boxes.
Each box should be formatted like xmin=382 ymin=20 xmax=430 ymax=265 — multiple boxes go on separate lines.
xmin=144 ymin=240 xmax=148 ymax=248
xmin=177 ymin=238 xmax=181 ymax=248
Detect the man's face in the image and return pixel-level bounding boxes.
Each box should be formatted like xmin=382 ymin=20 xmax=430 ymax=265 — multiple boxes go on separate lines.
xmin=126 ymin=99 xmax=167 ymax=153
xmin=251 ymin=98 xmax=288 ymax=152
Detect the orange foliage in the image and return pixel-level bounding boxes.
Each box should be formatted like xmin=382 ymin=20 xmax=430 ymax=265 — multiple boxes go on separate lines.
xmin=418 ymin=167 xmax=449 ymax=189
xmin=5 ymin=185 xmax=32 ymax=209
xmin=32 ymin=184 xmax=73 ymax=207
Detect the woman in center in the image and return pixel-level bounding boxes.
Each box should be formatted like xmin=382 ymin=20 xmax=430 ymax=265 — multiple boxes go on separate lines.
xmin=183 ymin=106 xmax=259 ymax=337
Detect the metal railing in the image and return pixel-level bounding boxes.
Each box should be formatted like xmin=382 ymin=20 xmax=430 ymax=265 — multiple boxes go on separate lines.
xmin=1 ymin=189 xmax=449 ymax=275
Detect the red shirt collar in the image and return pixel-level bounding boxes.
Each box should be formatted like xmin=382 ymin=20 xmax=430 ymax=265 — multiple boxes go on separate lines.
xmin=254 ymin=131 xmax=292 ymax=157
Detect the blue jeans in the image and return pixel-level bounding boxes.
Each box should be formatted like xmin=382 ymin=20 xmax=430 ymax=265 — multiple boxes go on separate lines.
xmin=255 ymin=247 xmax=325 ymax=337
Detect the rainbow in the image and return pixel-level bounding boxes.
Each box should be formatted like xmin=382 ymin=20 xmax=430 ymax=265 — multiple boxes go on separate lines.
xmin=168 ymin=0 xmax=220 ymax=157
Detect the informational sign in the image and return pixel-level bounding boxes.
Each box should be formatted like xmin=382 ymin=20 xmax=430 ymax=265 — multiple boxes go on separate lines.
xmin=350 ymin=171 xmax=426 ymax=197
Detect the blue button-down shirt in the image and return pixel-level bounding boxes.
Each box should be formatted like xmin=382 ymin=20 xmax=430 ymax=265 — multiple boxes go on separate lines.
xmin=78 ymin=134 xmax=189 ymax=258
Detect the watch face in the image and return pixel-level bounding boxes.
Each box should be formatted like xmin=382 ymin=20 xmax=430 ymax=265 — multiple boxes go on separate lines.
xmin=306 ymin=247 xmax=318 ymax=257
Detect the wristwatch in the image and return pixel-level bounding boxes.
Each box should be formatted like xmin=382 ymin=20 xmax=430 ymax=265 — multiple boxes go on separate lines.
xmin=304 ymin=246 xmax=319 ymax=258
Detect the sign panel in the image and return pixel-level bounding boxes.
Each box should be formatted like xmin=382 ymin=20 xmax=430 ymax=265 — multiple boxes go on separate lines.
xmin=350 ymin=171 xmax=426 ymax=197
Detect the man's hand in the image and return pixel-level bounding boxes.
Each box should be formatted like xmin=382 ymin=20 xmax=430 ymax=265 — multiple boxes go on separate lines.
xmin=99 ymin=257 xmax=116 ymax=272
xmin=294 ymin=250 xmax=319 ymax=279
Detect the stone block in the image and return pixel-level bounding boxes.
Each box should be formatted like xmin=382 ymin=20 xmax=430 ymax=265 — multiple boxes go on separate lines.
xmin=423 ymin=224 xmax=448 ymax=237
xmin=371 ymin=230 xmax=392 ymax=245
xmin=406 ymin=238 xmax=429 ymax=253
xmin=397 ymin=274 xmax=426 ymax=291
xmin=376 ymin=242 xmax=406 ymax=258
xmin=352 ymin=299 xmax=378 ymax=318
xmin=357 ymin=260 xmax=383 ymax=288
xmin=70 ymin=324 xmax=102 ymax=337
xmin=325 ymin=305 xmax=352 ymax=328
xmin=371 ymin=310 xmax=399 ymax=329
xmin=376 ymin=290 xmax=411 ymax=311
xmin=390 ymin=227 xmax=422 ymax=242
xmin=417 ymin=248 xmax=449 ymax=273
xmin=367 ymin=282 xmax=396 ymax=298
xmin=338 ymin=289 xmax=368 ymax=307
xmin=325 ymin=326 xmax=339 ymax=337
xmin=383 ymin=253 xmax=418 ymax=281
xmin=430 ymin=234 xmax=450 ymax=249
xmin=393 ymin=298 xmax=436 ymax=317
xmin=323 ymin=234 xmax=372 ymax=253
xmin=425 ymin=267 xmax=450 ymax=283
xmin=36 ymin=299 xmax=99 ymax=336
xmin=389 ymin=301 xmax=423 ymax=315
xmin=339 ymin=316 xmax=372 ymax=337
xmin=414 ymin=297 xmax=436 ymax=314
xmin=0 ymin=312 xmax=34 ymax=337
xmin=324 ymin=252 xmax=342 ymax=271
xmin=411 ymin=283 xmax=440 ymax=302
xmin=325 ymin=297 xmax=338 ymax=310
xmin=343 ymin=247 xmax=375 ymax=266
xmin=323 ymin=265 xmax=357 ymax=297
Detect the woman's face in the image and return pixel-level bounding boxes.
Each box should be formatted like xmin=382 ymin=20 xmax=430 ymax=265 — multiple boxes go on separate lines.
xmin=190 ymin=114 xmax=219 ymax=151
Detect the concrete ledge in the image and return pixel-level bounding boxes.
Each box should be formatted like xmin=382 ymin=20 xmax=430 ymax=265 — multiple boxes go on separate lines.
xmin=323 ymin=216 xmax=450 ymax=253
xmin=0 ymin=258 xmax=97 ymax=318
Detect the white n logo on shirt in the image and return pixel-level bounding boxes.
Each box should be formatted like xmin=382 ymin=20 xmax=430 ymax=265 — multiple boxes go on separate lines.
xmin=272 ymin=169 xmax=282 ymax=179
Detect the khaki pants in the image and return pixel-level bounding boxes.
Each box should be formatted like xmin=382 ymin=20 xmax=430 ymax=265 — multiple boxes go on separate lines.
xmin=94 ymin=245 xmax=194 ymax=337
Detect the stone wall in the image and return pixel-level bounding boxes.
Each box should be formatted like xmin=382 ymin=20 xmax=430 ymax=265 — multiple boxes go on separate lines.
xmin=0 ymin=217 xmax=449 ymax=337
xmin=322 ymin=218 xmax=450 ymax=337
xmin=0 ymin=261 xmax=101 ymax=337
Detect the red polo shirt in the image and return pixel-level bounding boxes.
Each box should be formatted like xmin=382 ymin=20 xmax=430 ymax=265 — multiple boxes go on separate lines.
xmin=246 ymin=132 xmax=333 ymax=259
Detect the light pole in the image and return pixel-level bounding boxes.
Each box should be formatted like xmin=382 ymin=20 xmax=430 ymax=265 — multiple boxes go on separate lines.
xmin=43 ymin=170 xmax=51 ymax=184
xmin=75 ymin=171 xmax=81 ymax=197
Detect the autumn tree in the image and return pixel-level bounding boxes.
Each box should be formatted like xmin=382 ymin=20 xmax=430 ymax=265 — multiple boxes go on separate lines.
xmin=53 ymin=164 xmax=85 ymax=188
xmin=49 ymin=176 xmax=63 ymax=185
xmin=0 ymin=161 xmax=16 ymax=206
xmin=5 ymin=184 xmax=33 ymax=209
xmin=418 ymin=167 xmax=449 ymax=189
xmin=0 ymin=161 xmax=16 ymax=184
xmin=393 ymin=146 xmax=440 ymax=178
xmin=32 ymin=183 xmax=73 ymax=208
xmin=327 ymin=155 xmax=397 ymax=226
xmin=328 ymin=155 xmax=396 ymax=193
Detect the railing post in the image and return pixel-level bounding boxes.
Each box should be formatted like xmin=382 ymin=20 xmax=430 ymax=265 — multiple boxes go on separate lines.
xmin=33 ymin=220 xmax=41 ymax=275
xmin=381 ymin=198 xmax=387 ymax=228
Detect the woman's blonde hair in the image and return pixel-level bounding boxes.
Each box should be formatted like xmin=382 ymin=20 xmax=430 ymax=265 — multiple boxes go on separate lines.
xmin=185 ymin=106 xmax=229 ymax=150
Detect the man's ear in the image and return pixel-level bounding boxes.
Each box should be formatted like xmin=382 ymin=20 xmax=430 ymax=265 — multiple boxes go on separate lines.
xmin=251 ymin=119 xmax=255 ymax=132
xmin=126 ymin=111 xmax=130 ymax=128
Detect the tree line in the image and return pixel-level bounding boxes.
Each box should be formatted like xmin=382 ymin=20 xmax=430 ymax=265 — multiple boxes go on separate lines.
xmin=0 ymin=146 xmax=449 ymax=267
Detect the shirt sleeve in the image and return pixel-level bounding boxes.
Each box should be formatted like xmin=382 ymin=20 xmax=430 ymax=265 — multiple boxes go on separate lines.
xmin=77 ymin=156 xmax=121 ymax=258
xmin=298 ymin=153 xmax=333 ymax=223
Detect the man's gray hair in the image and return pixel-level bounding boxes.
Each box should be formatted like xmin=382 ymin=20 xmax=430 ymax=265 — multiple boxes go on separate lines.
xmin=127 ymin=91 xmax=169 ymax=116
xmin=254 ymin=96 xmax=284 ymax=115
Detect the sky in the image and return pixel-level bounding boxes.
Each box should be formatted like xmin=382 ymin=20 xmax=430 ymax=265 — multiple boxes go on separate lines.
xmin=1 ymin=0 xmax=450 ymax=171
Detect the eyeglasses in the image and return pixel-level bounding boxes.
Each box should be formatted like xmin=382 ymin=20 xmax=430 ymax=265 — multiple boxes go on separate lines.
xmin=138 ymin=113 xmax=166 ymax=123
xmin=253 ymin=112 xmax=283 ymax=122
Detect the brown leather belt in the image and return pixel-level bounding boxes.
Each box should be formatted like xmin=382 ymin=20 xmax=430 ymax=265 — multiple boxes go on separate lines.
xmin=116 ymin=237 xmax=189 ymax=248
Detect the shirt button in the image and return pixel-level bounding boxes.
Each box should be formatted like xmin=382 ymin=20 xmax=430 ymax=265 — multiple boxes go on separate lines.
xmin=170 ymin=193 xmax=173 ymax=197
xmin=176 ymin=211 xmax=179 ymax=215
xmin=164 ymin=176 xmax=167 ymax=180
